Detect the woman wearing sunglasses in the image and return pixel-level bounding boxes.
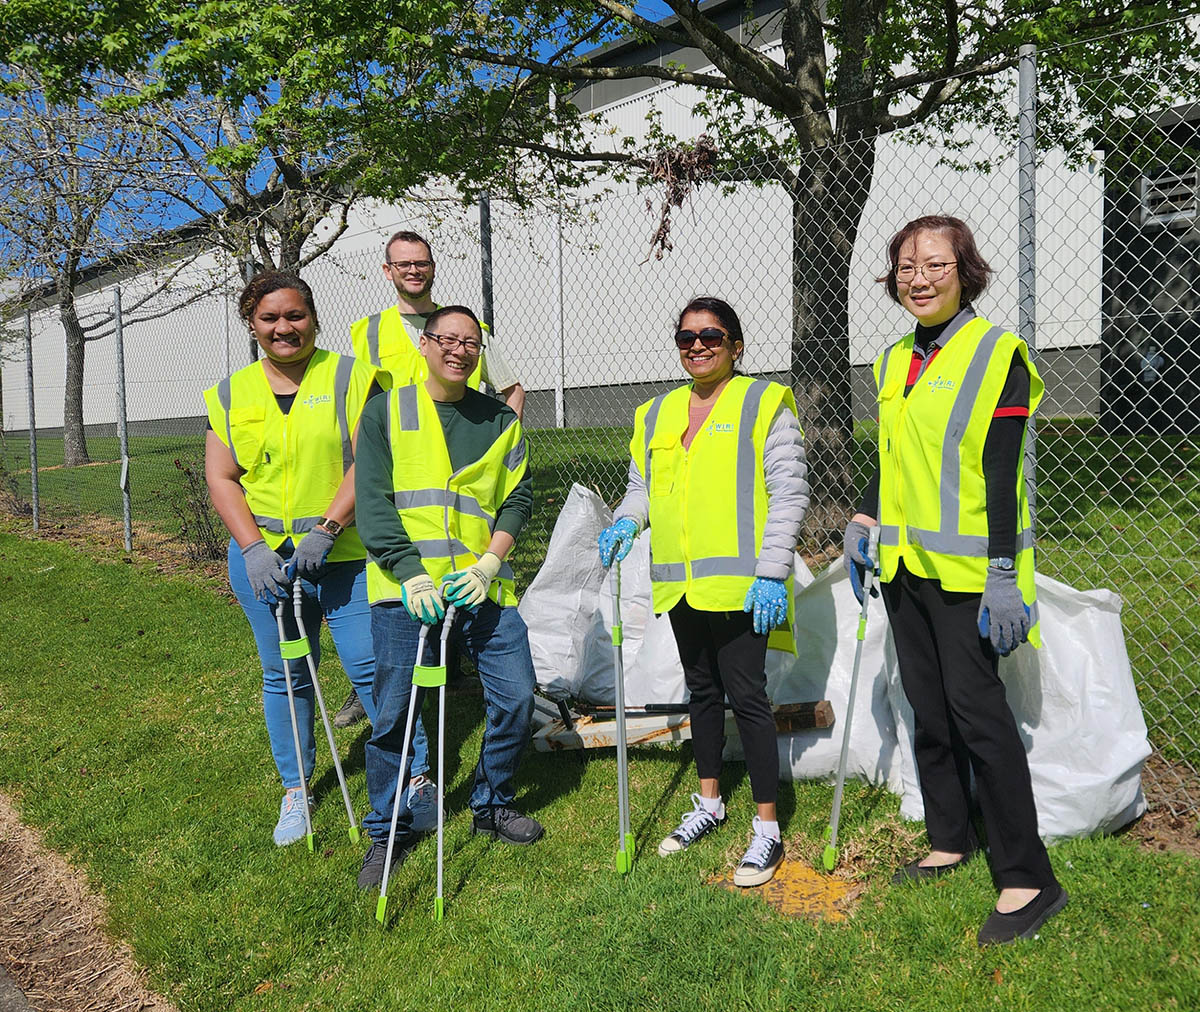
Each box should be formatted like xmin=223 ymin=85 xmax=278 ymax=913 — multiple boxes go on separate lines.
xmin=842 ymin=215 xmax=1065 ymax=946
xmin=597 ymin=296 xmax=808 ymax=887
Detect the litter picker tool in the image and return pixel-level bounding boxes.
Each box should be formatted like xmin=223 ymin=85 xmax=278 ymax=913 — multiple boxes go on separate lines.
xmin=610 ymin=560 xmax=634 ymax=874
xmin=377 ymin=606 xmax=457 ymax=925
xmin=275 ymin=593 xmax=315 ymax=853
xmin=822 ymin=524 xmax=881 ymax=872
xmin=291 ymin=579 xmax=359 ymax=843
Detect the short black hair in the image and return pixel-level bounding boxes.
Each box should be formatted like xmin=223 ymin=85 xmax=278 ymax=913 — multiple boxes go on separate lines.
xmin=423 ymin=304 xmax=482 ymax=337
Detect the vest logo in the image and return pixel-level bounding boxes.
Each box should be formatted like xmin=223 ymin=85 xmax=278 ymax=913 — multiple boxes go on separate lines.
xmin=926 ymin=376 xmax=956 ymax=393
xmin=303 ymin=394 xmax=332 ymax=408
xmin=705 ymin=421 xmax=734 ymax=436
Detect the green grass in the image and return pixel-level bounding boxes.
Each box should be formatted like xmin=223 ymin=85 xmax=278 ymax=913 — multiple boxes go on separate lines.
xmin=0 ymin=529 xmax=1197 ymax=1011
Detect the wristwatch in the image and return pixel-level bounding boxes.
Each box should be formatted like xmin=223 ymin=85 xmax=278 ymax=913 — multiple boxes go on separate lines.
xmin=316 ymin=518 xmax=345 ymax=537
xmin=988 ymin=556 xmax=1015 ymax=571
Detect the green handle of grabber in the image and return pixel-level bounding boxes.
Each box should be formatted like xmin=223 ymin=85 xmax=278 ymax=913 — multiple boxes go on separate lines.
xmin=434 ymin=897 xmax=444 ymax=922
xmin=375 ymin=895 xmax=388 ymax=925
xmin=348 ymin=825 xmax=361 ymax=844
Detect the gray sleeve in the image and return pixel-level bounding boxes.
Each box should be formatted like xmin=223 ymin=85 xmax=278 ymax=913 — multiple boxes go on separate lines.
xmin=613 ymin=457 xmax=650 ymax=531
xmin=756 ymin=405 xmax=809 ymax=580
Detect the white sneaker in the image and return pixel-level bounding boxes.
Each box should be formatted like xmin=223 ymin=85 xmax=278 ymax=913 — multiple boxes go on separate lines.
xmin=404 ymin=775 xmax=442 ymax=834
xmin=273 ymin=787 xmax=313 ymax=847
xmin=657 ymin=793 xmax=726 ymax=856
xmin=733 ymin=816 xmax=785 ymax=887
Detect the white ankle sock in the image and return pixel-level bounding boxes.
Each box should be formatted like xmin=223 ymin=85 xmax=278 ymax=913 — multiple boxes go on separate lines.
xmin=699 ymin=794 xmax=723 ymax=816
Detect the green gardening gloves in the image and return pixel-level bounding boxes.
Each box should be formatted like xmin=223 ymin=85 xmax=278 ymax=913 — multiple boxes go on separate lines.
xmin=441 ymin=552 xmax=502 ymax=612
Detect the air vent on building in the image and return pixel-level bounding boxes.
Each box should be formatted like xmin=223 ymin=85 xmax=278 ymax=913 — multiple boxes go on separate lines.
xmin=1141 ymin=168 xmax=1198 ymax=228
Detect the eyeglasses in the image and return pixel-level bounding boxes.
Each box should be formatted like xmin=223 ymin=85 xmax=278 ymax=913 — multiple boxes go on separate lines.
xmin=424 ymin=331 xmax=483 ymax=355
xmin=386 ymin=259 xmax=433 ymax=271
xmin=673 ymin=328 xmax=728 ymax=349
xmin=895 ymin=261 xmax=957 ymax=283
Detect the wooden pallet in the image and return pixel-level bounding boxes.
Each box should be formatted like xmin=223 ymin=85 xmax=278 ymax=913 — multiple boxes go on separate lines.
xmin=531 ymin=700 xmax=834 ymax=752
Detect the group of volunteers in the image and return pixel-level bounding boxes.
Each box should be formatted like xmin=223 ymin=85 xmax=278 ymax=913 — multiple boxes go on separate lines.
xmin=204 ymin=214 xmax=1066 ymax=946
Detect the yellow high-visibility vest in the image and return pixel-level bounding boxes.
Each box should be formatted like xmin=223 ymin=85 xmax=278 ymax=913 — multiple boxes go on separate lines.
xmin=365 ymin=383 xmax=525 ymax=606
xmin=203 ymin=348 xmax=376 ymax=562
xmin=874 ymin=311 xmax=1044 ymax=646
xmin=630 ymin=375 xmax=799 ymax=652
xmin=350 ymin=305 xmax=484 ymax=391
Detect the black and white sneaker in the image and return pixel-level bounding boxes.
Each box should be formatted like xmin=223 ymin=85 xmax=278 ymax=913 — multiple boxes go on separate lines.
xmin=657 ymin=793 xmax=726 ymax=856
xmin=733 ymin=817 xmax=785 ymax=887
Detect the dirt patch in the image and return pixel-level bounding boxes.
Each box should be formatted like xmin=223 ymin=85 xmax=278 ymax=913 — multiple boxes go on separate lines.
xmin=0 ymin=795 xmax=177 ymax=1012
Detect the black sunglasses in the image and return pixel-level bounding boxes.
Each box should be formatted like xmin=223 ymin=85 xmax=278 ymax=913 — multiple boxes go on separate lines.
xmin=673 ymin=327 xmax=728 ymax=349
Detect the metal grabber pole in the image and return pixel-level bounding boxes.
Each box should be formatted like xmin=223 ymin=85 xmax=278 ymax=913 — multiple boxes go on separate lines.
xmin=611 ymin=560 xmax=634 ymax=874
xmin=275 ymin=595 xmax=315 ymax=852
xmin=377 ymin=606 xmax=458 ymax=925
xmin=822 ymin=525 xmax=882 ymax=872
xmin=291 ymin=579 xmax=359 ymax=843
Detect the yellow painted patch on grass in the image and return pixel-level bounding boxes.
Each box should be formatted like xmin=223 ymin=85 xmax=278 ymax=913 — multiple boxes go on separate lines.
xmin=711 ymin=861 xmax=863 ymax=921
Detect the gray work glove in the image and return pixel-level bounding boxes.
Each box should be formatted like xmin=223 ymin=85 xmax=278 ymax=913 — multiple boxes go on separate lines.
xmin=842 ymin=519 xmax=878 ymax=605
xmin=287 ymin=526 xmax=337 ymax=581
xmin=241 ymin=539 xmax=290 ymax=603
xmin=977 ymin=566 xmax=1032 ymax=656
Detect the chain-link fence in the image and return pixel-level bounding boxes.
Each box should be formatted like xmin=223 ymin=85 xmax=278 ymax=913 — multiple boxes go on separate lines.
xmin=1 ymin=42 xmax=1198 ymax=814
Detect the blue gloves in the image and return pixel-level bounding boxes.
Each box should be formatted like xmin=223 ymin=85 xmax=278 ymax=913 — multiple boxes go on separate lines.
xmin=842 ymin=520 xmax=878 ymax=605
xmin=598 ymin=517 xmax=639 ymax=568
xmin=241 ymin=539 xmax=290 ymax=603
xmin=743 ymin=577 xmax=789 ymax=635
xmin=286 ymin=526 xmax=336 ymax=581
xmin=977 ymin=566 xmax=1032 ymax=656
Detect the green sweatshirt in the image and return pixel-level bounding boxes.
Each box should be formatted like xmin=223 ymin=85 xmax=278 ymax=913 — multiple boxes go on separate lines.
xmin=354 ymin=386 xmax=533 ymax=584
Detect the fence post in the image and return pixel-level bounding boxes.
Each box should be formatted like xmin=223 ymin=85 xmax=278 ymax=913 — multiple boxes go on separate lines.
xmin=113 ymin=287 xmax=132 ymax=552
xmin=23 ymin=309 xmax=39 ymax=531
xmin=479 ymin=192 xmax=495 ymax=334
xmin=550 ymin=89 xmax=567 ymax=428
xmin=1018 ymin=43 xmax=1038 ymax=523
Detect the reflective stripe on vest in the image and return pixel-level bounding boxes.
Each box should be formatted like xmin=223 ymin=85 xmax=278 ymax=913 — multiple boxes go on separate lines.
xmin=366 ymin=312 xmax=382 ymax=366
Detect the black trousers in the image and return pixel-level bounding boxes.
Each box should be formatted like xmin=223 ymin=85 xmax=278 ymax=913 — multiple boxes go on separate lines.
xmin=882 ymin=562 xmax=1057 ymax=890
xmin=667 ymin=600 xmax=778 ymax=805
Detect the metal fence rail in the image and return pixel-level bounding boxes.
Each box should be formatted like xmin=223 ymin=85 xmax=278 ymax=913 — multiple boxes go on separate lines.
xmin=2 ymin=44 xmax=1198 ymax=815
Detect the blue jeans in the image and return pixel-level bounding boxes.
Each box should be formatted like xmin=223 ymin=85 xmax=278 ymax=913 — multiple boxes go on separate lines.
xmin=363 ymin=600 xmax=535 ymax=844
xmin=227 ymin=539 xmax=430 ymax=788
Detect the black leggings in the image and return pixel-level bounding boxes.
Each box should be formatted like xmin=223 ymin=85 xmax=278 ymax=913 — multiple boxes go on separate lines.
xmin=668 ymin=599 xmax=778 ymax=805
xmin=882 ymin=562 xmax=1057 ymax=890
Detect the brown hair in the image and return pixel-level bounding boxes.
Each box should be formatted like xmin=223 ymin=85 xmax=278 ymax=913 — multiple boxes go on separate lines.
xmin=237 ymin=270 xmax=319 ymax=331
xmin=385 ymin=230 xmax=433 ymax=262
xmin=878 ymin=215 xmax=993 ymax=305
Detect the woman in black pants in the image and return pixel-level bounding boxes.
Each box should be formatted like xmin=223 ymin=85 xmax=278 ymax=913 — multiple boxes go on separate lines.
xmin=843 ymin=215 xmax=1066 ymax=945
xmin=597 ymin=296 xmax=809 ymax=887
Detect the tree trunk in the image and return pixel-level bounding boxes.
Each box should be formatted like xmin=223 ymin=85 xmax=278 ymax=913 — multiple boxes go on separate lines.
xmin=788 ymin=134 xmax=876 ymax=544
xmin=60 ymin=286 xmax=91 ymax=466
